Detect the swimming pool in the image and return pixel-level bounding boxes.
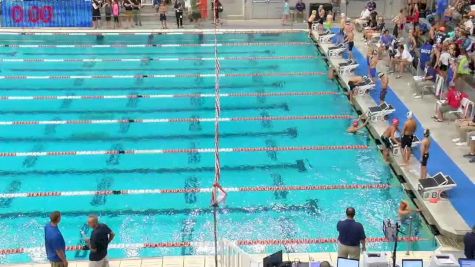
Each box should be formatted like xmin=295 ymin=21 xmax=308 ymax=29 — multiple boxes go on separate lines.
xmin=0 ymin=31 xmax=437 ymax=264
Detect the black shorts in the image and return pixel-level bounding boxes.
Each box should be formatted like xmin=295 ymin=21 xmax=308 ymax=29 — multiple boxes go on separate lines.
xmin=308 ymin=21 xmax=313 ymax=30
xmin=440 ymin=64 xmax=448 ymax=71
xmin=113 ymin=16 xmax=119 ymax=22
xmin=348 ymin=41 xmax=354 ymax=51
xmin=401 ymin=134 xmax=413 ymax=149
xmin=160 ymin=14 xmax=166 ymax=21
xmin=105 ymin=14 xmax=111 ymax=21
xmin=421 ymin=153 xmax=429 ymax=166
xmin=381 ymin=135 xmax=391 ymax=149
xmin=92 ymin=9 xmax=101 ymax=21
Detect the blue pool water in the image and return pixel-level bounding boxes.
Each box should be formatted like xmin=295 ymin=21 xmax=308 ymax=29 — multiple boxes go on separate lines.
xmin=0 ymin=32 xmax=436 ymax=264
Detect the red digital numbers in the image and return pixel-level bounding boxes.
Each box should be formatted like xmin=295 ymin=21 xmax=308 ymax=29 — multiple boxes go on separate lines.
xmin=11 ymin=5 xmax=54 ymax=23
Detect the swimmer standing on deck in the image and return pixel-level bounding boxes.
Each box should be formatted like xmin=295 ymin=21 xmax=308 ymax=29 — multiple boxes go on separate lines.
xmin=380 ymin=118 xmax=400 ymax=162
xmin=402 ymin=111 xmax=417 ymax=165
xmin=420 ymin=129 xmax=431 ymax=179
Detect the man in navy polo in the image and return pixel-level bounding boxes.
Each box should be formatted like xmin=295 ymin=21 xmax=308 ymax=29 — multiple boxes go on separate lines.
xmin=337 ymin=207 xmax=366 ymax=260
xmin=45 ymin=211 xmax=68 ymax=267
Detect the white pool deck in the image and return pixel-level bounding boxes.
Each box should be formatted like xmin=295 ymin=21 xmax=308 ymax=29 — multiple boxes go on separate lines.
xmin=0 ymin=24 xmax=471 ymax=266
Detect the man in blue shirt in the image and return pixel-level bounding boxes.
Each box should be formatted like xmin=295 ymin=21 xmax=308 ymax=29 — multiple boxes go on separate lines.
xmin=419 ymin=39 xmax=434 ymax=70
xmin=436 ymin=0 xmax=448 ymax=20
xmin=44 ymin=211 xmax=68 ymax=267
xmin=378 ymin=30 xmax=394 ymax=56
xmin=337 ymin=207 xmax=366 ymax=260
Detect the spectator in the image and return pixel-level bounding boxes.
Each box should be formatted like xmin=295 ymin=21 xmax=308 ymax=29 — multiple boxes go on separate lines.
xmin=364 ymin=15 xmax=385 ymax=41
xmin=45 ymin=211 xmax=67 ymax=267
xmin=407 ymin=4 xmax=420 ymax=25
xmin=86 ymin=215 xmax=115 ymax=267
xmin=112 ymin=0 xmax=120 ymax=29
xmin=174 ymin=0 xmax=185 ymax=28
xmin=92 ymin=0 xmax=102 ymax=29
xmin=433 ymin=86 xmax=468 ymax=122
xmin=159 ymin=1 xmax=168 ymax=29
xmin=453 ymin=115 xmax=475 ymax=146
xmin=103 ymin=0 xmax=112 ymax=28
xmin=378 ymin=29 xmax=395 ymax=58
xmin=464 ymin=225 xmax=475 ymax=259
xmin=153 ymin=0 xmax=161 ymax=13
xmin=367 ymin=0 xmax=376 ymax=12
xmin=295 ymin=0 xmax=306 ymax=23
xmin=132 ymin=0 xmax=142 ymax=26
xmin=436 ymin=0 xmax=449 ymax=21
xmin=392 ymin=9 xmax=406 ymax=38
xmin=407 ymin=28 xmax=418 ymax=52
xmin=420 ymin=129 xmax=431 ymax=179
xmin=282 ymin=0 xmax=290 ymax=26
xmin=212 ymin=0 xmax=223 ymax=25
xmin=437 ymin=45 xmax=451 ymax=79
xmin=337 ymin=207 xmax=366 ymax=260
xmin=123 ymin=0 xmax=134 ymax=28
xmin=354 ymin=8 xmax=371 ymax=32
xmin=392 ymin=44 xmax=414 ymax=78
xmin=419 ymin=39 xmax=434 ymax=70
xmin=435 ymin=26 xmax=448 ymax=44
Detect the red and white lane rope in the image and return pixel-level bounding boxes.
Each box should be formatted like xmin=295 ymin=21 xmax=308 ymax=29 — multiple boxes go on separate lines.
xmin=0 ymin=184 xmax=391 ymax=199
xmin=2 ymin=42 xmax=311 ymax=49
xmin=0 ymin=29 xmax=301 ymax=36
xmin=0 ymin=55 xmax=319 ymax=63
xmin=0 ymin=71 xmax=325 ymax=80
xmin=0 ymin=237 xmax=426 ymax=255
xmin=0 ymin=145 xmax=369 ymax=158
xmin=0 ymin=91 xmax=340 ymax=102
xmin=0 ymin=115 xmax=355 ymax=126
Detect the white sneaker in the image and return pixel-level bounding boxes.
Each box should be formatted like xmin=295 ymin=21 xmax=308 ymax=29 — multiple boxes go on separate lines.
xmin=452 ymin=138 xmax=460 ymax=142
xmin=414 ymin=95 xmax=422 ymax=99
xmin=456 ymin=142 xmax=466 ymax=146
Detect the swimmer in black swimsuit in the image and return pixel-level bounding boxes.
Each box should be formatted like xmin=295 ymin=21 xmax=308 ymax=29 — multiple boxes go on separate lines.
xmin=402 ymin=111 xmax=417 ymax=165
xmin=420 ymin=129 xmax=431 ymax=179
xmin=381 ymin=118 xmax=400 ymax=162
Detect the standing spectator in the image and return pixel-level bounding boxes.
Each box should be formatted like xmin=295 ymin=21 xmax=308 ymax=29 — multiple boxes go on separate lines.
xmin=392 ymin=9 xmax=406 ymax=38
xmin=282 ymin=0 xmax=290 ymax=26
xmin=132 ymin=0 xmax=142 ymax=26
xmin=369 ymin=49 xmax=379 ymax=81
xmin=103 ymin=0 xmax=112 ymax=28
xmin=436 ymin=45 xmax=451 ymax=79
xmin=112 ymin=0 xmax=121 ymax=29
xmin=123 ymin=0 xmax=134 ymax=28
xmin=159 ymin=1 xmax=168 ymax=29
xmin=92 ymin=0 xmax=102 ymax=29
xmin=436 ymin=0 xmax=449 ymax=21
xmin=295 ymin=0 xmax=306 ymax=23
xmin=464 ymin=225 xmax=475 ymax=259
xmin=86 ymin=215 xmax=115 ymax=267
xmin=153 ymin=0 xmax=161 ymax=13
xmin=419 ymin=39 xmax=434 ymax=71
xmin=45 ymin=211 xmax=67 ymax=267
xmin=174 ymin=0 xmax=185 ymax=28
xmin=420 ymin=129 xmax=431 ymax=179
xmin=212 ymin=0 xmax=223 ymax=25
xmin=337 ymin=207 xmax=366 ymax=260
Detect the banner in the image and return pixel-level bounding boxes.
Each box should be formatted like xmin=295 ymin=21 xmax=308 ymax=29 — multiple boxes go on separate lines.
xmin=2 ymin=0 xmax=92 ymax=27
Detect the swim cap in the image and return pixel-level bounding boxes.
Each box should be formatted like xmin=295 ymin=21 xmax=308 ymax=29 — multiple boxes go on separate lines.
xmin=407 ymin=111 xmax=413 ymax=119
xmin=392 ymin=118 xmax=399 ymax=125
xmin=378 ymin=72 xmax=384 ymax=78
xmin=352 ymin=120 xmax=359 ymax=127
xmin=311 ymin=10 xmax=317 ymax=15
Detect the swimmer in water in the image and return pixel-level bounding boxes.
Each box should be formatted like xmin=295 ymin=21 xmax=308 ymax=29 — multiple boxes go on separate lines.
xmin=328 ymin=67 xmax=338 ymax=80
xmin=347 ymin=115 xmax=369 ymax=133
xmin=398 ymin=200 xmax=420 ymax=223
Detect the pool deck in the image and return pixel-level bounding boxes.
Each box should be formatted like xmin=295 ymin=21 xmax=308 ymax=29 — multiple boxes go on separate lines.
xmin=0 ymin=251 xmax=460 ymax=267
xmin=312 ymin=30 xmax=472 ymax=240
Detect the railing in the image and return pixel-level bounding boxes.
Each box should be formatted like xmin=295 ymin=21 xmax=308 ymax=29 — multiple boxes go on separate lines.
xmin=219 ymin=239 xmax=259 ymax=267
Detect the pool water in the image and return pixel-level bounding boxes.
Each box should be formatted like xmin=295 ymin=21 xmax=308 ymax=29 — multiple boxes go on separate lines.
xmin=0 ymin=32 xmax=436 ymax=264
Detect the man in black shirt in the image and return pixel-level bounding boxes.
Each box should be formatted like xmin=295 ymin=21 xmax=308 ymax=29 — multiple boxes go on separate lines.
xmin=464 ymin=225 xmax=475 ymax=259
xmin=86 ymin=215 xmax=115 ymax=267
xmin=337 ymin=207 xmax=366 ymax=260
